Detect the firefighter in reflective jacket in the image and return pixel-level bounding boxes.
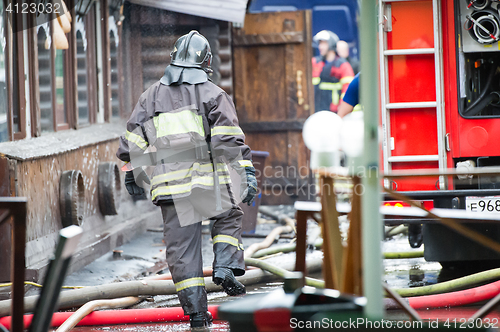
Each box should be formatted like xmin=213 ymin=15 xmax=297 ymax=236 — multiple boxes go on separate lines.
xmin=116 ymin=31 xmax=257 ymax=329
xmin=312 ymin=30 xmax=354 ymax=113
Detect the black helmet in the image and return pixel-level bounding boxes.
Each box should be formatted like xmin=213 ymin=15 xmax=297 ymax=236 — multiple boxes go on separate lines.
xmin=170 ymin=30 xmax=213 ymax=73
xmin=313 ymin=30 xmax=339 ymax=52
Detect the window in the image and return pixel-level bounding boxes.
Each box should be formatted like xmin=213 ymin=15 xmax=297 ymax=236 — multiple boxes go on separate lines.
xmin=35 ymin=14 xmax=71 ymax=133
xmin=37 ymin=23 xmax=53 ymax=133
xmin=54 ymin=48 xmax=67 ymax=127
xmin=1 ymin=0 xmax=121 ymax=140
xmin=0 ymin=3 xmax=8 ymax=142
xmin=109 ymin=15 xmax=120 ymax=118
xmin=9 ymin=6 xmax=26 ymax=139
xmin=76 ymin=21 xmax=89 ymax=125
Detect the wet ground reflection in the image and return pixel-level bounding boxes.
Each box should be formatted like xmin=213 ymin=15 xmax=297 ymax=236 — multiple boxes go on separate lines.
xmin=67 ymin=320 xmax=229 ymax=332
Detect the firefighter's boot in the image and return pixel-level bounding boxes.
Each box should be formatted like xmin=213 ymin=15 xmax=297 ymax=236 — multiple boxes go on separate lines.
xmin=189 ymin=311 xmax=213 ymax=330
xmin=213 ymin=267 xmax=246 ymax=296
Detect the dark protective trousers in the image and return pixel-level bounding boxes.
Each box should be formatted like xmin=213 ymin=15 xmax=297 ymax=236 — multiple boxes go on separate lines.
xmin=160 ymin=186 xmax=245 ymax=315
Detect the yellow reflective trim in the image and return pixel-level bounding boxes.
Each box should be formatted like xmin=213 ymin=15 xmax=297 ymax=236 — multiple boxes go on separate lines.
xmin=318 ymin=82 xmax=341 ymax=91
xmin=340 ymin=76 xmax=354 ymax=85
xmin=126 ymin=130 xmax=148 ymax=150
xmin=151 ymin=163 xmax=229 ymax=186
xmin=238 ymin=160 xmax=253 ymax=168
xmin=213 ymin=234 xmax=242 ymax=250
xmin=175 ymin=277 xmax=205 ymax=292
xmin=154 ymin=110 xmax=205 ymax=137
xmin=312 ymin=77 xmax=320 ymax=85
xmin=332 ymin=90 xmax=339 ymax=105
xmin=151 ymin=175 xmax=231 ymax=199
xmin=211 ymin=126 xmax=244 ymax=136
xmin=353 ymin=104 xmax=363 ymax=112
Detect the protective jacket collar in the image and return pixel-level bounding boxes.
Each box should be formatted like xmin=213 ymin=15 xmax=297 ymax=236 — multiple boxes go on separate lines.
xmin=160 ymin=65 xmax=208 ymax=85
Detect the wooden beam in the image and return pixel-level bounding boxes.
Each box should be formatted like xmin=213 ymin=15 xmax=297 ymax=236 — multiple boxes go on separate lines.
xmin=320 ymin=175 xmax=343 ymax=289
xmin=340 ymin=176 xmax=363 ymax=295
xmin=233 ymin=31 xmax=304 ymax=46
xmin=294 ymin=210 xmax=308 ymax=275
xmin=240 ymin=120 xmax=306 ymax=132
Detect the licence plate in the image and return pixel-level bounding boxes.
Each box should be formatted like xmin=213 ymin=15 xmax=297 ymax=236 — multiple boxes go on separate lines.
xmin=466 ymin=196 xmax=500 ymax=213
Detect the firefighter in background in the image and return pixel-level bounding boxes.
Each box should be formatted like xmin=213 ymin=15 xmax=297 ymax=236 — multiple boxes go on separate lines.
xmin=336 ymin=40 xmax=359 ymax=74
xmin=117 ymin=31 xmax=257 ymax=329
xmin=312 ymin=30 xmax=354 ymax=113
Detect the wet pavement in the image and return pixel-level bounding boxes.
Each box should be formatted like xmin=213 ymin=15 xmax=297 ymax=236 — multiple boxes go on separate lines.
xmin=69 ymin=321 xmax=230 ymax=332
xmin=383 ymin=234 xmax=441 ymax=289
xmin=39 ymin=205 xmax=500 ymax=331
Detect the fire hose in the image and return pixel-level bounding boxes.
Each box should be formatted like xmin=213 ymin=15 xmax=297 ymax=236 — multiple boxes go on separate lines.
xmin=0 ymin=306 xmax=220 ymax=330
xmin=0 ymin=258 xmax=324 ymax=317
xmin=55 ymin=297 xmax=141 ymax=332
xmin=3 ymin=259 xmax=500 ymax=327
xmin=386 ymin=279 xmax=500 ymax=310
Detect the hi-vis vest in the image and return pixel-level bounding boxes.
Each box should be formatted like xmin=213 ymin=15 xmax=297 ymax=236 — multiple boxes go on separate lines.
xmin=312 ymin=56 xmax=354 ymax=112
xmin=117 ymin=80 xmax=253 ymax=205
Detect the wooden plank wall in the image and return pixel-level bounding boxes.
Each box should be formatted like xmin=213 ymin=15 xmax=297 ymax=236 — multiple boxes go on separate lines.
xmin=122 ymin=3 xmax=234 ymax=115
xmin=0 ymin=157 xmax=12 ymax=282
xmin=13 ymin=140 xmax=120 ymax=271
xmin=233 ymin=11 xmax=314 ymax=205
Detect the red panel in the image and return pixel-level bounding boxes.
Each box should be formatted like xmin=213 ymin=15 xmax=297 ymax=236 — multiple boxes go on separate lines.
xmin=390 ymin=108 xmax=438 ymax=156
xmin=440 ymin=1 xmax=500 ymax=159
xmin=457 ymin=119 xmax=500 ymax=157
xmin=388 ymin=55 xmax=436 ymax=103
xmin=387 ymin=0 xmax=434 ymax=50
xmin=441 ymin=0 xmax=458 ymax=191
xmin=391 ymin=162 xmax=440 ymax=191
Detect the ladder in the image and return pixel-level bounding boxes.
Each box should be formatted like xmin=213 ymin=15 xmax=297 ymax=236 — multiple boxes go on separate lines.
xmin=378 ymin=0 xmax=447 ymax=190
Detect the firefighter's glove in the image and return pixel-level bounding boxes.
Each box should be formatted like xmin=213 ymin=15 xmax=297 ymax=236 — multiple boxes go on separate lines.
xmin=124 ymin=170 xmax=149 ymax=197
xmin=240 ymin=166 xmax=257 ymax=206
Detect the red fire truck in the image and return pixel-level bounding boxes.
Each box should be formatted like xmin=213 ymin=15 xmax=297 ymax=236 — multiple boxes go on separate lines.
xmin=380 ymin=0 xmax=500 ymax=266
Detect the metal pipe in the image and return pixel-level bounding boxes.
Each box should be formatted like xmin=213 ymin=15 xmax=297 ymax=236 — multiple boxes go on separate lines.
xmin=383 ymin=188 xmax=500 ymax=199
xmin=384 ymin=166 xmax=500 ymax=178
xmin=384 ymin=48 xmax=434 ymax=56
xmin=386 ymin=101 xmax=437 ymax=109
xmin=360 ymin=0 xmax=384 ymax=319
xmin=388 ymin=155 xmax=439 ymax=163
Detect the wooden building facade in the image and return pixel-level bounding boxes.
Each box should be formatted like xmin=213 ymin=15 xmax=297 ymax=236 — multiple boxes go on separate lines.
xmin=0 ymin=0 xmax=314 ymax=285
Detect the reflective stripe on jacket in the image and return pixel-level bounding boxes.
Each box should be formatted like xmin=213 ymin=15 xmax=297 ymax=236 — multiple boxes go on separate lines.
xmin=312 ymin=56 xmax=354 ymax=112
xmin=117 ymin=80 xmax=253 ymax=205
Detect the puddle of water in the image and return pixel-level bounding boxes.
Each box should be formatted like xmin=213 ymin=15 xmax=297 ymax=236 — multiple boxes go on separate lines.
xmin=383 ymin=234 xmax=441 ymax=289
